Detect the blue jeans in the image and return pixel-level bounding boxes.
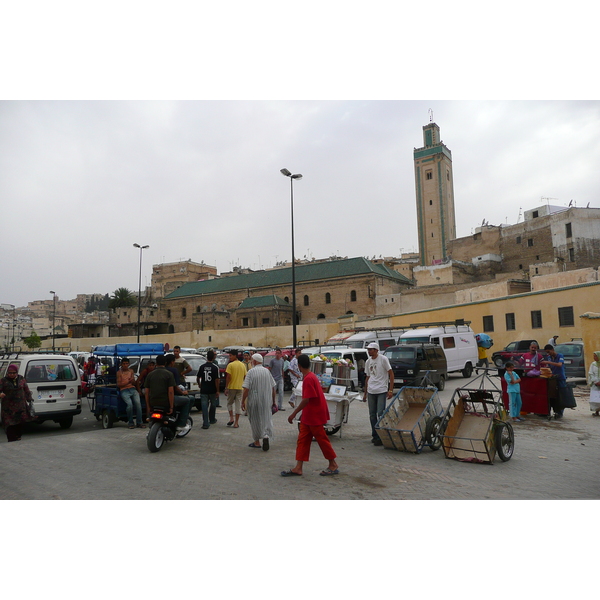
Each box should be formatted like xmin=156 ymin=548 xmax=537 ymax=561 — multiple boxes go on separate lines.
xmin=368 ymin=392 xmax=388 ymax=440
xmin=508 ymin=391 xmax=522 ymax=418
xmin=275 ymin=378 xmax=284 ymax=408
xmin=121 ymin=387 xmax=143 ymax=425
xmin=200 ymin=393 xmax=218 ymax=427
xmin=174 ymin=395 xmax=192 ymax=428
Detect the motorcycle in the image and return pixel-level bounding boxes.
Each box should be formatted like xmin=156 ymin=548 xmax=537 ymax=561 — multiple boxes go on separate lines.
xmin=146 ymin=407 xmax=193 ymax=453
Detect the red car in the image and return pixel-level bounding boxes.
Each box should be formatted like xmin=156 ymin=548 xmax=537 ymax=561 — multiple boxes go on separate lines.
xmin=491 ymin=340 xmax=539 ymax=368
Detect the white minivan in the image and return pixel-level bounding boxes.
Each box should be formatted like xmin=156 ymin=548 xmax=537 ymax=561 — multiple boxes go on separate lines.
xmin=399 ymin=324 xmax=478 ymax=378
xmin=0 ymin=353 xmax=82 ymax=428
xmin=343 ymin=329 xmax=407 ymax=351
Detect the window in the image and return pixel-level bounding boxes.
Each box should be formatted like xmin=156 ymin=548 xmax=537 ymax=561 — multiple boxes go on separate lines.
xmin=558 ymin=306 xmax=574 ymax=327
xmin=303 ymin=295 xmax=309 ymax=306
xmin=196 ymin=306 xmax=201 ymax=312
xmin=482 ymin=315 xmax=494 ymax=332
xmin=317 ymin=313 xmax=325 ymax=319
xmin=242 ymin=317 xmax=249 ymax=327
xmin=442 ymin=337 xmax=456 ymax=349
xmin=531 ymin=310 xmax=543 ymax=329
xmin=426 ymin=171 xmax=433 ymax=180
xmin=505 ymin=313 xmax=516 ymax=330
xmin=182 ymin=308 xmax=187 ymax=317
xmin=565 ymin=223 xmax=572 ymax=238
xmin=527 ymin=239 xmax=534 ymax=247
xmin=350 ymin=290 xmax=357 ymax=302
xmin=447 ymin=170 xmax=450 ymax=180
xmin=262 ymin=318 xmax=270 ymax=324
xmin=284 ymin=296 xmax=289 ymax=303
xmin=569 ymin=247 xmax=575 ymax=262
xmin=167 ymin=309 xmax=171 ymax=318
xmin=532 ymin=210 xmax=539 ymax=218
xmin=516 ymin=236 xmax=521 ymax=244
xmin=518 ymin=264 xmax=523 ymax=270
xmin=123 ymin=311 xmax=127 ymax=316
xmin=429 ymin=200 xmax=433 ymax=205
xmin=325 ymin=293 xmax=331 ymax=304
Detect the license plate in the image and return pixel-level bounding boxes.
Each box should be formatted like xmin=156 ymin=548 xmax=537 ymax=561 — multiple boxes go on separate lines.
xmin=564 ymin=360 xmax=572 ymax=364
xmin=38 ymin=389 xmax=65 ymax=400
xmin=397 ymin=379 xmax=404 ymax=383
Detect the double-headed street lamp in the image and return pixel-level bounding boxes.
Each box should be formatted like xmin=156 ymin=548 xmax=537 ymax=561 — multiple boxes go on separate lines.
xmin=280 ymin=168 xmax=303 ymax=348
xmin=133 ymin=243 xmax=149 ymax=343
xmin=49 ymin=291 xmax=56 ymax=352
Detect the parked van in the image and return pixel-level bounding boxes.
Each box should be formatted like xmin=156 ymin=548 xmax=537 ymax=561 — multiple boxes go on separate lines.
xmin=343 ymin=329 xmax=407 ymax=351
xmin=318 ymin=348 xmax=369 ymax=391
xmin=0 ymin=353 xmax=82 ymax=428
xmin=399 ymin=322 xmax=478 ymax=378
xmin=383 ymin=344 xmax=448 ymax=390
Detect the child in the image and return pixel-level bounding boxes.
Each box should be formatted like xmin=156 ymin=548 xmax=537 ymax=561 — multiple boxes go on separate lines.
xmin=504 ymin=362 xmax=523 ymax=422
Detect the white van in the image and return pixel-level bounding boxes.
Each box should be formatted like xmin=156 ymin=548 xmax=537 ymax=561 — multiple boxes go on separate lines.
xmin=0 ymin=353 xmax=82 ymax=428
xmin=343 ymin=329 xmax=407 ymax=351
xmin=399 ymin=323 xmax=478 ymax=377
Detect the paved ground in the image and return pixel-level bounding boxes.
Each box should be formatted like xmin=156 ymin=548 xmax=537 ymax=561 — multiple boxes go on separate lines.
xmin=1 ymin=374 xmax=598 ymax=500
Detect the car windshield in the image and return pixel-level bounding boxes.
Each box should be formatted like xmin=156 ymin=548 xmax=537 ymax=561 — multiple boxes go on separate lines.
xmin=322 ymin=352 xmax=342 ymax=360
xmin=185 ymin=356 xmax=207 ymax=376
xmin=25 ymin=360 xmax=78 ymax=382
xmin=554 ymin=344 xmax=582 ymax=357
xmin=400 ymin=337 xmax=429 ymax=344
xmin=216 ymin=355 xmax=230 ymax=368
xmin=384 ymin=348 xmax=416 ymax=362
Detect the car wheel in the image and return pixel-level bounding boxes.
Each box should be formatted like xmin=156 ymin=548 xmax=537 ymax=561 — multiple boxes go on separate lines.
xmin=436 ymin=375 xmax=445 ymax=391
xmin=58 ymin=416 xmax=73 ymax=429
xmin=461 ymin=363 xmax=473 ymax=378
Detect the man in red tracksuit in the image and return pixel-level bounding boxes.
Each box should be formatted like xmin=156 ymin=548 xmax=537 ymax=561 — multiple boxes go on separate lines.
xmin=280 ymin=353 xmax=339 ymax=477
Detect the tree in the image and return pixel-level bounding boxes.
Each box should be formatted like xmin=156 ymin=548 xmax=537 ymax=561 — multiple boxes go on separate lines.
xmin=109 ymin=287 xmax=137 ymax=309
xmin=24 ymin=331 xmax=42 ymax=349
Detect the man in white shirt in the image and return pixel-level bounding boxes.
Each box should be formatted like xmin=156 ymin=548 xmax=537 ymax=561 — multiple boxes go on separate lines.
xmin=547 ymin=335 xmax=559 ymax=347
xmin=363 ymin=342 xmax=394 ymax=446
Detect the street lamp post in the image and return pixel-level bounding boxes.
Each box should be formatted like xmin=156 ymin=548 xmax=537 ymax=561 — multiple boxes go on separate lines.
xmin=133 ymin=243 xmax=149 ymax=343
xmin=280 ymin=168 xmax=303 ymax=348
xmin=49 ymin=291 xmax=56 ymax=352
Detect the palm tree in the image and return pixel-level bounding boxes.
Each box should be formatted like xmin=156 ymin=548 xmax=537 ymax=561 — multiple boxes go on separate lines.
xmin=109 ymin=287 xmax=137 ymax=309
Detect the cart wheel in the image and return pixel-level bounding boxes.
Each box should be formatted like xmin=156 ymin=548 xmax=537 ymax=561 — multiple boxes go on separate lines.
xmin=325 ymin=426 xmax=341 ymax=436
xmin=425 ymin=416 xmax=444 ymax=451
xmin=101 ymin=409 xmax=114 ymax=429
xmin=494 ymin=421 xmax=514 ymax=461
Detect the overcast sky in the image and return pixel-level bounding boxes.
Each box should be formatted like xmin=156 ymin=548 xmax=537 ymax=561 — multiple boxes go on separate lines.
xmin=1 ymin=100 xmax=598 ymax=308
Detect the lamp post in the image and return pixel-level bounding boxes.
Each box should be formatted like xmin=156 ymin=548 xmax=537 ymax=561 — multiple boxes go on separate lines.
xmin=133 ymin=243 xmax=149 ymax=343
xmin=49 ymin=291 xmax=56 ymax=352
xmin=280 ymin=168 xmax=303 ymax=348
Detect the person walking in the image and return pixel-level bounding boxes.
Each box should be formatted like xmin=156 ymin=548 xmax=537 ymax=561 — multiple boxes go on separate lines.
xmin=281 ymin=354 xmax=339 ymax=477
xmin=267 ymin=348 xmax=286 ymax=411
xmin=587 ymin=350 xmax=600 ymax=417
xmin=288 ymin=348 xmax=302 ymax=408
xmin=363 ymin=342 xmax=394 ymax=446
xmin=116 ymin=357 xmax=145 ymax=429
xmin=547 ymin=335 xmax=559 ymax=347
xmin=225 ymin=349 xmax=246 ymax=428
xmin=0 ymin=364 xmax=36 ymax=442
xmin=541 ymin=344 xmax=567 ymax=419
xmin=241 ymin=353 xmax=276 ymax=451
xmin=196 ymin=350 xmax=220 ymax=429
xmin=503 ymin=361 xmax=523 ymax=422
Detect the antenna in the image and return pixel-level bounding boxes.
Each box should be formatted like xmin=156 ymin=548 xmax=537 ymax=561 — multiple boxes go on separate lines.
xmin=517 ymin=207 xmax=522 ymax=223
xmin=428 ymin=108 xmax=434 ymax=122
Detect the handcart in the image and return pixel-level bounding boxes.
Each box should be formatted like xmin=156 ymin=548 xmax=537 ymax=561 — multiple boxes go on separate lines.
xmin=375 ymin=384 xmax=445 ymax=453
xmin=293 ymin=380 xmax=359 ymax=438
xmin=439 ymin=372 xmax=514 ymax=463
xmin=90 ymin=343 xmax=164 ymax=429
xmin=499 ymin=371 xmax=559 ymax=420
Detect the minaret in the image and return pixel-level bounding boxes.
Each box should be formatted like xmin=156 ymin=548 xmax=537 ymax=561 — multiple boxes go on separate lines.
xmin=413 ymin=122 xmax=456 ymax=266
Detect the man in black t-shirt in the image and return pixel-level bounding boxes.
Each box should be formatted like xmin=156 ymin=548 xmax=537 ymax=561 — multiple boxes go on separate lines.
xmin=197 ymin=350 xmax=220 ymax=429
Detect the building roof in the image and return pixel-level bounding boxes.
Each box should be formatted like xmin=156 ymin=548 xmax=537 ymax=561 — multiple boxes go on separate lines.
xmin=237 ymin=295 xmax=290 ymax=309
xmin=164 ymin=257 xmax=412 ymax=300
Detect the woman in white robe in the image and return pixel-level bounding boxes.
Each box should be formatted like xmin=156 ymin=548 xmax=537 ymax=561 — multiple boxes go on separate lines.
xmin=588 ymin=351 xmax=600 ymax=416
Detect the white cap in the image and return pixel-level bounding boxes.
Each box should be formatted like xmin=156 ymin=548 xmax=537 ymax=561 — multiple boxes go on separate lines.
xmin=367 ymin=342 xmax=380 ymax=350
xmin=251 ymin=353 xmax=263 ymax=363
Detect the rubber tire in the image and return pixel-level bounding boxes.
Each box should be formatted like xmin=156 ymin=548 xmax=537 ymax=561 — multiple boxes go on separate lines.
xmin=95 ymin=414 xmax=101 ymax=422
xmin=101 ymin=409 xmax=114 ymax=429
xmin=436 ymin=376 xmax=445 ymax=391
xmin=147 ymin=422 xmax=165 ymax=452
xmin=176 ymin=416 xmax=193 ymax=438
xmin=461 ymin=363 xmax=473 ymax=378
xmin=494 ymin=357 xmax=505 ymax=368
xmin=495 ymin=421 xmax=514 ymax=462
xmin=58 ymin=415 xmax=73 ymax=429
xmin=425 ymin=416 xmax=443 ymax=451
xmin=325 ymin=426 xmax=341 ymax=436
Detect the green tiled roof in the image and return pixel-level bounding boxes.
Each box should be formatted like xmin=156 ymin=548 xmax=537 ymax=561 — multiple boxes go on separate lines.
xmin=165 ymin=256 xmax=411 ymax=300
xmin=238 ymin=295 xmax=290 ymax=309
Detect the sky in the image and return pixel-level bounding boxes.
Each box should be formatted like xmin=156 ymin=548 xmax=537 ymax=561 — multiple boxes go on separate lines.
xmin=2 ymin=100 xmax=598 ymax=308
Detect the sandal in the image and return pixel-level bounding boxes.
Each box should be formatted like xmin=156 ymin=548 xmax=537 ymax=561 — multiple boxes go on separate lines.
xmin=248 ymin=443 xmax=261 ymax=448
xmin=128 ymin=424 xmax=135 ymax=429
xmin=320 ymin=469 xmax=339 ymax=476
xmin=280 ymin=470 xmax=302 ymax=477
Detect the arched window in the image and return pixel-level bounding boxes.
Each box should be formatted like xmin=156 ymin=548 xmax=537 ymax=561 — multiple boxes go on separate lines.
xmin=317 ymin=313 xmax=325 ymax=319
xmin=284 ymin=296 xmax=289 ymax=303
xmin=196 ymin=305 xmax=201 ymax=312
xmin=350 ymin=290 xmax=357 ymax=302
xmin=303 ymin=295 xmax=309 ymax=306
xmin=346 ymin=310 xmax=353 ymax=315
xmin=325 ymin=292 xmax=331 ymax=304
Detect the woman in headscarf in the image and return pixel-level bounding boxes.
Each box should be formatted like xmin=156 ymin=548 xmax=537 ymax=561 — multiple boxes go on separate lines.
xmin=588 ymin=351 xmax=600 ymax=417
xmin=0 ymin=364 xmax=36 ymax=442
